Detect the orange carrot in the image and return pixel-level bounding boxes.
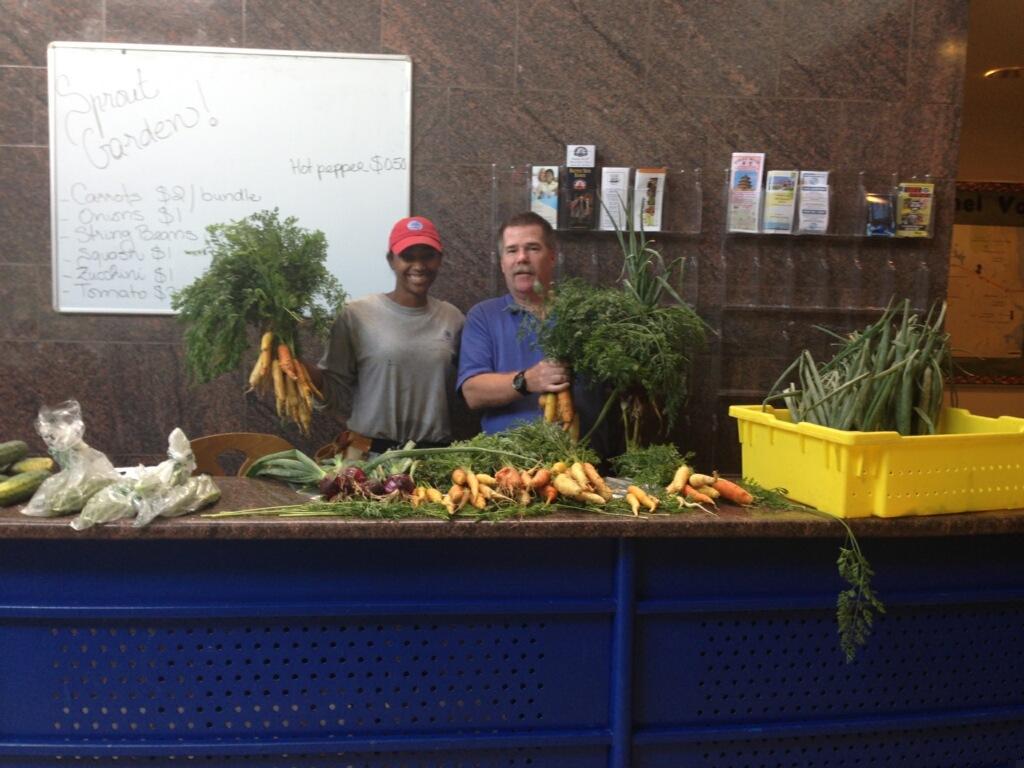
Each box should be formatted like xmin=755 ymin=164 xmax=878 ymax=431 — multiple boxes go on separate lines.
xmin=557 ymin=390 xmax=574 ymax=427
xmin=540 ymin=484 xmax=558 ymax=505
xmin=712 ymin=475 xmax=754 ymax=506
xmin=684 ymin=484 xmax=715 ymax=506
xmin=277 ymin=343 xmax=299 ymax=381
xmin=296 ymin=360 xmax=323 ymax=401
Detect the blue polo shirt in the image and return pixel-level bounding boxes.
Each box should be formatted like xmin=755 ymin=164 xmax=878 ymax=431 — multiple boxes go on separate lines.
xmin=456 ymin=294 xmax=546 ymax=434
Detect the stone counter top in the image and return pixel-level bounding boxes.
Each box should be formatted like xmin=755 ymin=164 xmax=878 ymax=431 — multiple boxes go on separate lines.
xmin=2 ymin=477 xmax=1024 ymax=540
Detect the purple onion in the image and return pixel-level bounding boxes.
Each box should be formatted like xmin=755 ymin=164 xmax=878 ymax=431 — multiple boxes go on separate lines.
xmin=383 ymin=473 xmax=415 ymax=495
xmin=342 ymin=466 xmax=367 ymax=484
xmin=318 ymin=474 xmax=342 ymax=500
xmin=360 ymin=479 xmax=386 ymax=497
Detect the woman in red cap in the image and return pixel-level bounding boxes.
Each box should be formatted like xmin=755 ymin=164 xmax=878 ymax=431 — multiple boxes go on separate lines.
xmin=307 ymin=216 xmax=464 ymax=456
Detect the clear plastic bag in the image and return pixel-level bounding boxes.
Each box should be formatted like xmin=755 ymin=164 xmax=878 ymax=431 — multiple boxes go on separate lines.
xmin=22 ymin=401 xmax=119 ymax=517
xmin=71 ymin=427 xmax=220 ymax=530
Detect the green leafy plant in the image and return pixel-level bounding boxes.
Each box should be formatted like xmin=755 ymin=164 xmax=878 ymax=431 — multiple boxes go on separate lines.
xmin=171 ymin=209 xmax=346 ymax=384
xmin=610 ymin=443 xmax=692 ymax=488
xmin=533 ymin=190 xmax=706 ymax=449
xmin=742 ymin=479 xmax=885 ymax=662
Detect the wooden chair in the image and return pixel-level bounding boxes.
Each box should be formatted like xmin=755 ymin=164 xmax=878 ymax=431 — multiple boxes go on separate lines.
xmin=190 ymin=432 xmax=294 ymax=477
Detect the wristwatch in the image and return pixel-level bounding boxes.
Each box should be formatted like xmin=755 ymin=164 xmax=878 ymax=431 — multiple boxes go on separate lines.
xmin=512 ymin=370 xmax=529 ymax=396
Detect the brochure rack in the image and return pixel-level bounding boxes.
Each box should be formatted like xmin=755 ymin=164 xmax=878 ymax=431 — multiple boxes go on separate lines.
xmin=722 ymin=168 xmax=941 ymax=239
xmin=491 ymin=165 xmax=703 ymax=238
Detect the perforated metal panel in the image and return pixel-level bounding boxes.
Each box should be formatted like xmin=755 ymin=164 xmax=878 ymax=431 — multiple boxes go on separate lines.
xmin=636 ymin=602 xmax=1024 ymax=724
xmin=4 ymin=747 xmax=604 ymax=767
xmin=3 ymin=616 xmax=609 ymax=739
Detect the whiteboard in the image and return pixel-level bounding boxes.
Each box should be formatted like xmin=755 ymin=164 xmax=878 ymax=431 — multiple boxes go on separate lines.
xmin=48 ymin=42 xmax=411 ymax=314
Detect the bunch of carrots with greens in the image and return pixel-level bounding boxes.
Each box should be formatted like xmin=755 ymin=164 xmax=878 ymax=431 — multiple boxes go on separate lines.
xmin=172 ymin=209 xmax=345 ymax=436
xmin=246 ymin=331 xmax=321 ymax=435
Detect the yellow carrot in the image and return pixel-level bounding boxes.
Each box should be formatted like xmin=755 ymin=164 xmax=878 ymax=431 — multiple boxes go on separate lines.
xmin=665 ymin=464 xmax=693 ymax=495
xmin=627 ymin=485 xmax=659 ymax=512
xmin=543 ymin=393 xmax=558 ymax=423
xmin=625 ymin=492 xmax=641 ymax=516
xmin=271 ymin=359 xmax=285 ymax=417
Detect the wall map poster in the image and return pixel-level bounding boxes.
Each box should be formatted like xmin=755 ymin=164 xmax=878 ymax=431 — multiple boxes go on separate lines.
xmin=948 ymin=183 xmax=1024 ymax=362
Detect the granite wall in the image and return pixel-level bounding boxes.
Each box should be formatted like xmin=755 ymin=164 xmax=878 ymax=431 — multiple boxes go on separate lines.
xmin=0 ymin=0 xmax=967 ymax=470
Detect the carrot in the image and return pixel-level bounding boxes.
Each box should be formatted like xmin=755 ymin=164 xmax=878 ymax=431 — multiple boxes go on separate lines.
xmin=530 ymin=468 xmax=552 ymax=489
xmin=551 ymin=461 xmax=569 ymax=475
xmin=425 ymin=488 xmax=444 ymax=504
xmin=684 ymin=484 xmax=715 ymax=505
xmin=557 ymin=390 xmax=574 ymax=427
xmin=625 ymin=492 xmax=641 ymax=516
xmin=493 ymin=467 xmax=520 ymax=493
xmin=665 ymin=464 xmax=693 ymax=495
xmin=475 ymin=473 xmax=498 ymax=488
xmin=553 ymin=473 xmax=605 ymax=505
xmin=689 ymin=473 xmax=717 ymax=489
xmin=712 ymin=475 xmax=754 ymax=506
xmin=583 ymin=462 xmax=613 ymax=501
xmin=271 ymin=359 xmax=285 ymax=417
xmin=540 ymin=484 xmax=558 ymax=505
xmin=569 ymin=462 xmax=592 ymax=491
xmin=626 ymin=485 xmax=659 ymax=512
xmin=462 ymin=468 xmax=480 ymax=503
xmin=451 ymin=468 xmax=468 ymax=486
xmin=247 ymin=352 xmax=266 ymax=392
xmin=277 ymin=343 xmax=299 ymax=381
xmin=295 ymin=360 xmax=323 ymax=402
xmin=543 ymin=393 xmax=558 ymax=423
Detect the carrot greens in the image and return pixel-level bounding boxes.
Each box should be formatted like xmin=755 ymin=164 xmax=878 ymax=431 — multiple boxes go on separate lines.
xmin=531 ymin=191 xmax=706 ymax=449
xmin=171 ymin=209 xmax=346 ymax=385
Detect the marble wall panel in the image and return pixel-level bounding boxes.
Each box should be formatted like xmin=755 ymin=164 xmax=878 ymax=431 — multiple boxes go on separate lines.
xmin=105 ymin=0 xmax=243 ymax=47
xmin=907 ymin=0 xmax=969 ymax=104
xmin=0 ymin=0 xmax=104 ymax=66
xmin=246 ymin=0 xmax=381 ymax=53
xmin=0 ymin=146 xmax=49 ymax=264
xmin=413 ymin=86 xmax=450 ymax=164
xmin=646 ymin=0 xmax=783 ymax=98
xmin=383 ymin=0 xmax=515 ymax=89
xmin=0 ymin=65 xmax=45 ymax=145
xmin=0 ymin=263 xmax=42 ymax=339
xmin=517 ymin=1 xmax=647 ymax=94
xmin=779 ymin=0 xmax=912 ymax=100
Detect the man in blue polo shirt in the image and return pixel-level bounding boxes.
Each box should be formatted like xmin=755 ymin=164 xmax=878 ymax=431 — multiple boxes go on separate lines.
xmin=457 ymin=212 xmax=574 ymax=434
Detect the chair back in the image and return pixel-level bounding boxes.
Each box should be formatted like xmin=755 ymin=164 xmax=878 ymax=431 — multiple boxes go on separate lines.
xmin=190 ymin=432 xmax=294 ymax=476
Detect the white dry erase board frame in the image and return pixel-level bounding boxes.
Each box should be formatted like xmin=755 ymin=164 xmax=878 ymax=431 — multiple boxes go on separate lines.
xmin=48 ymin=42 xmax=412 ymax=314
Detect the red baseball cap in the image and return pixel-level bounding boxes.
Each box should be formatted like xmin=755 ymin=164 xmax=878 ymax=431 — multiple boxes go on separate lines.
xmin=389 ymin=216 xmax=442 ymax=256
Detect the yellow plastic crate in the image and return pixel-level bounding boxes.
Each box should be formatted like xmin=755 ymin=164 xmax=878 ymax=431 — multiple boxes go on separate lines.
xmin=729 ymin=405 xmax=1024 ymax=518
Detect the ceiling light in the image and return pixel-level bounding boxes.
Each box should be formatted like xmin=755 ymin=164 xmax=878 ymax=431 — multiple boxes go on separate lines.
xmin=983 ymin=66 xmax=1023 ymax=78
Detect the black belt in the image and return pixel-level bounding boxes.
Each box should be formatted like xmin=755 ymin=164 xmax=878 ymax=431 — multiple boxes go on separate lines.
xmin=370 ymin=437 xmax=447 ymax=454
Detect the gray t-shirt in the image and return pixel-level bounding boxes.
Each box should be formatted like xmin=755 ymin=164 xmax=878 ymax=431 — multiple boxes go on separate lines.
xmin=318 ymin=293 xmax=465 ymax=443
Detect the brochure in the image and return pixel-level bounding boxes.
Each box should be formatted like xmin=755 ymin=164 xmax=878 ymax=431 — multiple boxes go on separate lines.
xmin=531 ymin=165 xmax=559 ymax=229
xmin=895 ymin=182 xmax=935 ymax=238
xmin=762 ymin=170 xmax=798 ymax=233
xmin=566 ymin=166 xmax=597 ymax=229
xmin=598 ymin=167 xmax=630 ymax=231
xmin=634 ymin=167 xmax=667 ymax=231
xmin=797 ymin=170 xmax=831 ymax=234
xmin=727 ymin=152 xmax=765 ymax=233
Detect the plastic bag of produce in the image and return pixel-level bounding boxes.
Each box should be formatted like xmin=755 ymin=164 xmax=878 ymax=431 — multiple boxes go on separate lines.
xmin=71 ymin=428 xmax=220 ymax=530
xmin=22 ymin=400 xmax=118 ymax=517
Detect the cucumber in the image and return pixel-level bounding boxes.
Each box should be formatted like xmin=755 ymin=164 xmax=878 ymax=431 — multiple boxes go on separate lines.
xmin=0 ymin=470 xmax=50 ymax=507
xmin=0 ymin=440 xmax=29 ymax=470
xmin=10 ymin=457 xmax=55 ymax=474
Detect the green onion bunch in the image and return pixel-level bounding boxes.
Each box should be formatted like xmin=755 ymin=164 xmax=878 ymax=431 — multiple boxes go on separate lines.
xmin=765 ymin=299 xmax=951 ymax=435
